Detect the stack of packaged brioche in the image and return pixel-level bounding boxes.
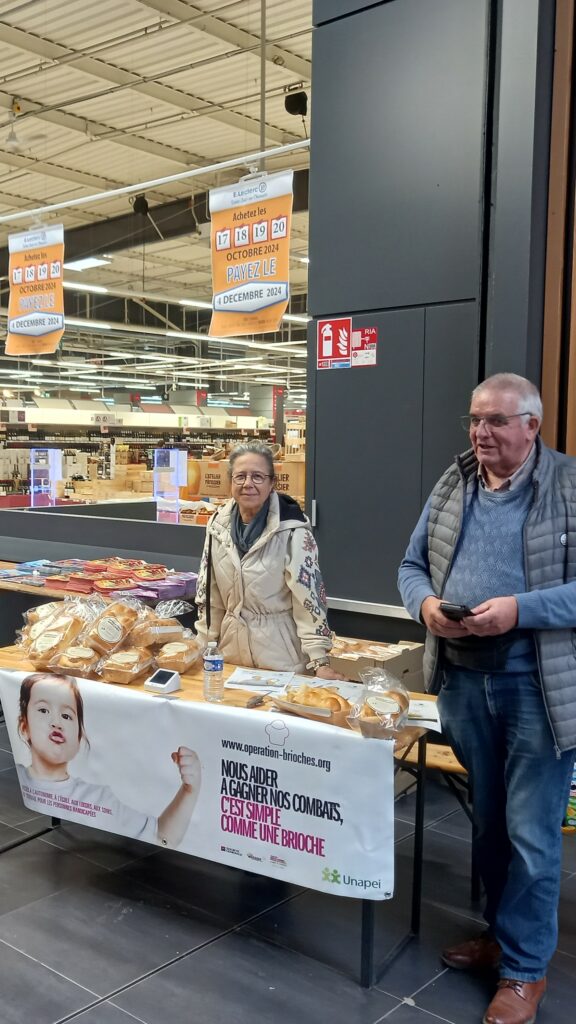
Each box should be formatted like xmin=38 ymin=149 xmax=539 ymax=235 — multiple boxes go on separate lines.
xmin=18 ymin=596 xmax=201 ymax=685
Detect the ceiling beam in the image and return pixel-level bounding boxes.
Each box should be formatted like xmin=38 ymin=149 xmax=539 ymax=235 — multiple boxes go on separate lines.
xmin=0 ymin=148 xmax=120 ymax=191
xmin=0 ymin=91 xmax=203 ymax=167
xmin=0 ymin=23 xmax=290 ymax=143
xmin=138 ymin=0 xmax=311 ymax=79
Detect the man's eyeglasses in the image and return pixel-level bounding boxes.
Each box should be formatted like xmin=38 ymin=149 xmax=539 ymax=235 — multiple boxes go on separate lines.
xmin=231 ymin=472 xmax=272 ymax=485
xmin=460 ymin=411 xmax=533 ymax=431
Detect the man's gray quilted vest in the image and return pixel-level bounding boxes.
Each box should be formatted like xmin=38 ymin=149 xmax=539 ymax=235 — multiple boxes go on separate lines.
xmin=423 ymin=439 xmax=576 ymax=752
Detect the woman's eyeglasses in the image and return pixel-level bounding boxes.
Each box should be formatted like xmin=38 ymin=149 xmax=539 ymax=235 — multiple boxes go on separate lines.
xmin=460 ymin=411 xmax=533 ymax=431
xmin=231 ymin=472 xmax=272 ymax=485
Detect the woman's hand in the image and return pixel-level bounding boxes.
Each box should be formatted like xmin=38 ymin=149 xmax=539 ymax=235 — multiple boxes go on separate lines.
xmin=171 ymin=747 xmax=201 ymax=793
xmin=315 ymin=664 xmax=347 ymax=681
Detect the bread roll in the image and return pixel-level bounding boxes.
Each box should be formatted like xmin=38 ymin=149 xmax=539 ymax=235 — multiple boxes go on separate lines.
xmin=284 ymin=684 xmax=351 ymax=714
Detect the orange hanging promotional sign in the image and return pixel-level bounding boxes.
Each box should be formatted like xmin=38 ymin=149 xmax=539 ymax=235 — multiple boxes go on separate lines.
xmin=209 ymin=170 xmax=293 ymax=337
xmin=6 ymin=224 xmax=65 ymax=355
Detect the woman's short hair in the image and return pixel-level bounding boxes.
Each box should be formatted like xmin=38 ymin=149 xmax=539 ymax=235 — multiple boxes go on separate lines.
xmin=228 ymin=442 xmax=276 ymax=479
xmin=472 ymin=373 xmax=543 ymax=423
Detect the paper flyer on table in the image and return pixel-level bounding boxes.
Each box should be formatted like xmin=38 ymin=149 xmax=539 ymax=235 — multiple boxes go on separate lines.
xmin=407 ymin=700 xmax=442 ymax=732
xmin=224 ymin=667 xmax=295 ymax=692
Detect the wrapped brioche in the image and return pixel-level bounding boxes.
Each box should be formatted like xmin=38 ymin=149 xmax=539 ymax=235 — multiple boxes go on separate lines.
xmin=28 ymin=612 xmax=86 ymax=668
xmin=52 ymin=644 xmax=101 ymax=678
xmin=83 ymin=601 xmax=140 ymax=655
xmin=156 ymin=636 xmax=201 ymax=673
xmin=25 ymin=601 xmax=62 ymax=627
xmin=99 ymin=647 xmax=154 ymax=684
xmin=19 ymin=610 xmax=60 ymax=651
xmin=347 ymin=668 xmax=410 ymax=739
xmin=130 ymin=611 xmax=185 ymax=647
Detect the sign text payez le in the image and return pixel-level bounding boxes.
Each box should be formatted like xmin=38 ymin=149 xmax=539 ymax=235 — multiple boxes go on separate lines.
xmin=226 ymin=257 xmax=277 ymax=285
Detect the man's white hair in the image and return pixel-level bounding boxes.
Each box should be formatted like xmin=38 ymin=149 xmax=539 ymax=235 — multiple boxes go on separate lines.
xmin=472 ymin=373 xmax=543 ymax=422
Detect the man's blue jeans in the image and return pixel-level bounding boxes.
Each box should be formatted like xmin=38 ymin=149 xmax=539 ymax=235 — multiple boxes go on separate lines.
xmin=437 ymin=667 xmax=575 ymax=981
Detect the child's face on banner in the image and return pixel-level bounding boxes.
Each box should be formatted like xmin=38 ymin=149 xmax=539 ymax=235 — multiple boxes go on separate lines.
xmin=23 ymin=679 xmax=81 ymax=766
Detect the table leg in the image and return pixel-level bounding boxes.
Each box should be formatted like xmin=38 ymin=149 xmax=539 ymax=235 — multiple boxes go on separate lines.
xmin=360 ymin=899 xmax=376 ymax=987
xmin=411 ymin=733 xmax=426 ymax=934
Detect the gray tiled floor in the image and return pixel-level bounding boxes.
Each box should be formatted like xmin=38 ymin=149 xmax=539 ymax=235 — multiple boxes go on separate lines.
xmin=0 ymin=721 xmax=574 ymax=1024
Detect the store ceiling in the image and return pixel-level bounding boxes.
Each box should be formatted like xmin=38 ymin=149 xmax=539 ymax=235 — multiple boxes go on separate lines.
xmin=0 ymin=0 xmax=312 ymax=402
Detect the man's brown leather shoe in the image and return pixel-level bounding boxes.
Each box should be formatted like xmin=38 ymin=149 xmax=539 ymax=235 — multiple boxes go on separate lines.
xmin=482 ymin=978 xmax=546 ymax=1024
xmin=441 ymin=934 xmax=501 ymax=971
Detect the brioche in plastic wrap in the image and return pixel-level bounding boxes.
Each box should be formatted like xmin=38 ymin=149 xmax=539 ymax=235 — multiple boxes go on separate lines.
xmin=347 ymin=668 xmax=410 ymax=738
xmin=156 ymin=636 xmax=201 ymax=673
xmin=52 ymin=644 xmax=101 ymax=678
xmin=28 ymin=612 xmax=86 ymax=669
xmin=99 ymin=647 xmax=154 ymax=684
xmin=83 ymin=601 xmax=140 ymax=655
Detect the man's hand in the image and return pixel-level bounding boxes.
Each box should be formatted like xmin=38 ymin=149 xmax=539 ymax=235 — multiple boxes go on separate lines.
xmin=421 ymin=596 xmax=471 ymax=638
xmin=463 ymin=596 xmax=518 ymax=636
xmin=171 ymin=747 xmax=202 ymax=793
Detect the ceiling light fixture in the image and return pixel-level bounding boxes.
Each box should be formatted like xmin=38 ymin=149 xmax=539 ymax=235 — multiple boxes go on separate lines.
xmin=63 ymin=282 xmax=108 ymax=294
xmin=65 ymin=317 xmax=112 ymax=330
xmin=179 ymin=298 xmax=213 ymax=310
xmin=63 ymin=257 xmax=111 ymax=272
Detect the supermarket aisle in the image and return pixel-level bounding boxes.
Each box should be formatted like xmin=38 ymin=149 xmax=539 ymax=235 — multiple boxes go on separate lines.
xmin=0 ymin=722 xmax=574 ymax=1024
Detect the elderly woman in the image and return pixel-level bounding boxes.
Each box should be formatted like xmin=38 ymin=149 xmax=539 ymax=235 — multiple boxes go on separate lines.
xmin=195 ymin=442 xmax=336 ymax=677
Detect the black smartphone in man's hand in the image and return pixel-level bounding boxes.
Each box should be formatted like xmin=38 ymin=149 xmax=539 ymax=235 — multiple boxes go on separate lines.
xmin=439 ymin=602 xmax=473 ymax=621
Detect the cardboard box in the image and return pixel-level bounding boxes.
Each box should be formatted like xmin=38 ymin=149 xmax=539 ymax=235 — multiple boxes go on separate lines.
xmin=274 ymin=460 xmax=305 ymax=496
xmin=200 ymin=460 xmax=231 ymax=497
xmin=187 ymin=459 xmax=202 ymax=493
xmin=328 ymin=635 xmax=424 ymax=684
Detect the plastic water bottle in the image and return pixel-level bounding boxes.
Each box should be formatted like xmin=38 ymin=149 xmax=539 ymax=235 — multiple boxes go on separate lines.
xmin=203 ymin=641 xmax=224 ymax=703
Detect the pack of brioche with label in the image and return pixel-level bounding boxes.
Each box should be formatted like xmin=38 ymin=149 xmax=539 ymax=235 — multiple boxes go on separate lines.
xmin=347 ymin=667 xmax=410 ymax=738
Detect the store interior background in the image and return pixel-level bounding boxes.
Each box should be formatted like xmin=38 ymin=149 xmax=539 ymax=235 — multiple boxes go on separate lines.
xmin=0 ymin=5 xmax=575 ymax=1023
xmin=1 ymin=0 xmax=576 ymax=646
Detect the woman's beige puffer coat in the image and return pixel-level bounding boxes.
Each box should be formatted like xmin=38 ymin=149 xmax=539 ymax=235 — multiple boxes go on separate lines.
xmin=195 ymin=491 xmax=332 ymax=671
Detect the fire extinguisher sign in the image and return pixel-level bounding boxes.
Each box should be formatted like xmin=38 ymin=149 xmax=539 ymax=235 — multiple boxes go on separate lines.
xmin=317 ymin=318 xmax=352 ymax=369
xmin=317 ymin=318 xmax=378 ymax=370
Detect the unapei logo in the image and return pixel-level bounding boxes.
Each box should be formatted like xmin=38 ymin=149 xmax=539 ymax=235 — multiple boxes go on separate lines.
xmin=321 ymin=868 xmax=341 ymax=884
xmin=322 ymin=868 xmax=389 ymax=893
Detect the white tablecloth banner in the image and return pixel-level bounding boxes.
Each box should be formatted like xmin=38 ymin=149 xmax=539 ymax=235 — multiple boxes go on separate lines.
xmin=0 ymin=669 xmax=395 ymax=899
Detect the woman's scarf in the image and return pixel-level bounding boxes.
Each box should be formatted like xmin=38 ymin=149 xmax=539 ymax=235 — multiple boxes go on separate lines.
xmin=231 ymin=497 xmax=271 ymax=556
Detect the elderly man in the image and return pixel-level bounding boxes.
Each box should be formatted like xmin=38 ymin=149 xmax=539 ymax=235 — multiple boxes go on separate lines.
xmin=398 ymin=373 xmax=576 ymax=1024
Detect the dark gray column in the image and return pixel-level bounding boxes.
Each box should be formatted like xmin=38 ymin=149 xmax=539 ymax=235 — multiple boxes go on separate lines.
xmin=484 ymin=0 xmax=556 ymax=381
xmin=308 ymin=0 xmax=556 ymax=622
xmin=308 ymin=0 xmax=489 ymax=618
